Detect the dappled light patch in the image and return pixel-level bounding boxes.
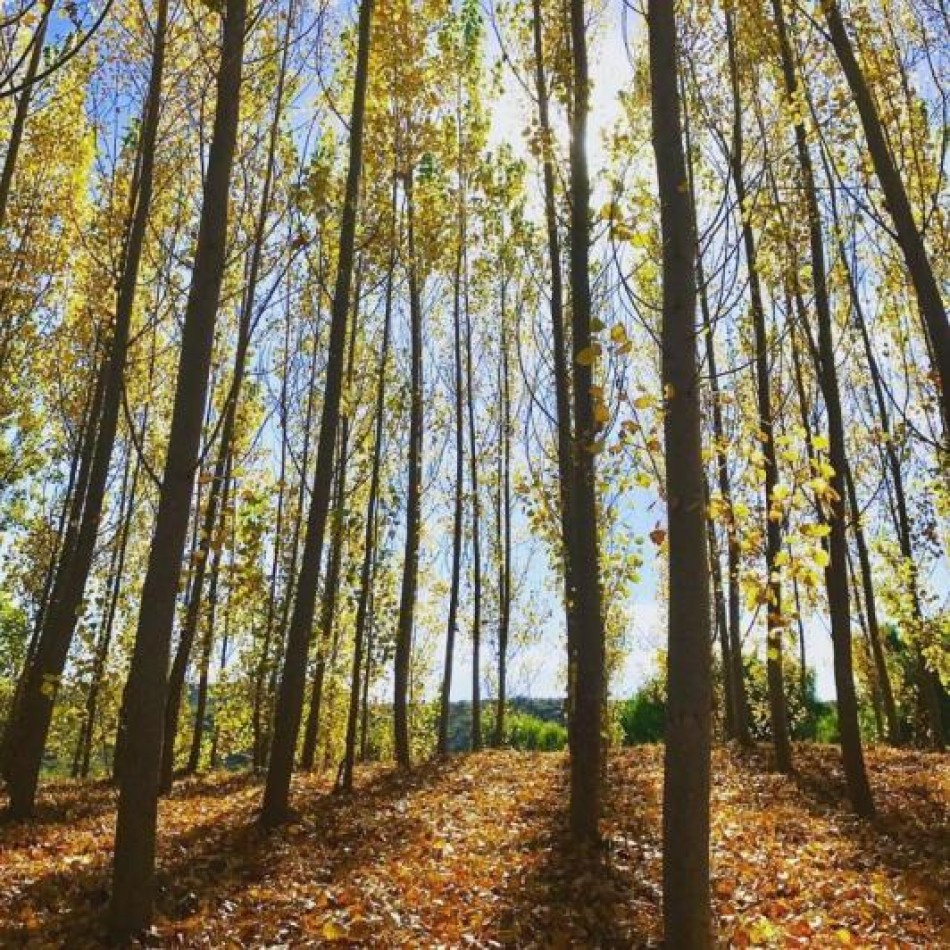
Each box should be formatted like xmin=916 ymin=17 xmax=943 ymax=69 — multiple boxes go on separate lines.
xmin=0 ymin=745 xmax=946 ymax=946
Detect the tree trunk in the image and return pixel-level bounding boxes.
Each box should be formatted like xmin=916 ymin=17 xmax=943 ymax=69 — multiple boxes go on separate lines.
xmin=726 ymin=7 xmax=791 ymax=771
xmin=771 ymin=0 xmax=874 ymax=818
xmin=529 ymin=0 xmax=578 ymax=752
xmin=259 ymin=0 xmax=373 ymax=826
xmin=823 ymin=0 xmax=949 ymax=435
xmin=0 ymin=1 xmax=50 ymax=233
xmin=74 ymin=433 xmax=141 ymax=779
xmin=566 ymin=0 xmax=606 ymax=844
xmin=494 ymin=256 xmax=512 ymax=749
xmin=684 ymin=73 xmax=751 ymax=747
xmin=393 ymin=167 xmax=424 ymax=770
xmin=161 ymin=0 xmax=291 ymax=793
xmin=342 ymin=229 xmax=395 ymax=790
xmin=186 ymin=450 xmax=232 ymax=775
xmin=463 ymin=241 xmax=483 ymax=752
xmin=437 ymin=218 xmax=465 ymax=760
xmin=109 ymin=0 xmax=245 ymax=934
xmin=649 ymin=1 xmax=712 ymax=943
xmin=4 ymin=0 xmax=168 ymax=820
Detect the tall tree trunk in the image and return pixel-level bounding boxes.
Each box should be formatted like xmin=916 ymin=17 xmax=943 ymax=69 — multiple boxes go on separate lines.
xmin=684 ymin=74 xmax=751 ymax=747
xmin=186 ymin=449 xmax=232 ymax=775
xmin=649 ymin=1 xmax=712 ymax=942
xmin=393 ymin=167 xmax=424 ymax=769
xmin=259 ymin=0 xmax=373 ymax=826
xmin=0 ymin=0 xmax=50 ymax=234
xmin=300 ymin=429 xmax=347 ymax=770
xmin=0 ymin=346 xmax=100 ymax=779
xmin=842 ymin=460 xmax=900 ymax=744
xmin=566 ymin=0 xmax=606 ymax=844
xmin=74 ymin=433 xmax=141 ymax=779
xmin=160 ymin=0 xmax=292 ymax=793
xmin=494 ymin=255 xmax=512 ymax=748
xmin=823 ymin=0 xmax=948 ymax=435
xmin=300 ymin=266 xmax=362 ymax=772
xmin=437 ymin=217 xmax=465 ymax=759
xmin=771 ymin=0 xmax=874 ymax=818
xmin=342 ymin=232 xmax=395 ymax=789
xmin=726 ymin=8 xmax=792 ymax=771
xmin=109 ymin=0 xmax=245 ymax=934
xmin=529 ymin=0 xmax=578 ymax=750
xmin=463 ymin=242 xmax=483 ymax=752
xmin=823 ymin=168 xmax=943 ymax=749
xmin=4 ymin=0 xmax=168 ymax=820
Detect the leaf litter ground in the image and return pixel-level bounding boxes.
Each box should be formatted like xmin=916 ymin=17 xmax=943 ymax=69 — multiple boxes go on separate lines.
xmin=0 ymin=744 xmax=946 ymax=946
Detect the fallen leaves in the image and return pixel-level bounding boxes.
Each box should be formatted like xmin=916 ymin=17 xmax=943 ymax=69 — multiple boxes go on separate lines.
xmin=0 ymin=745 xmax=946 ymax=947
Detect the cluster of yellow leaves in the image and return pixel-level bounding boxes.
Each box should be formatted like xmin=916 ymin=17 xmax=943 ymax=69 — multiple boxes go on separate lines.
xmin=0 ymin=745 xmax=946 ymax=947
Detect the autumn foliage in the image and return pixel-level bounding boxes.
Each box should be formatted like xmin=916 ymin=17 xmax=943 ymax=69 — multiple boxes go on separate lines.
xmin=1 ymin=745 xmax=946 ymax=947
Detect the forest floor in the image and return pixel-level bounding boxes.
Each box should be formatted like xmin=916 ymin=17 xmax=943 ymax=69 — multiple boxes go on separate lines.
xmin=0 ymin=744 xmax=947 ymax=947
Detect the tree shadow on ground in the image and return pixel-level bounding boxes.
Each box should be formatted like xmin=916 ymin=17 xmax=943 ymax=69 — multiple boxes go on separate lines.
xmin=739 ymin=743 xmax=949 ymax=914
xmin=487 ymin=754 xmax=664 ymax=949
xmin=0 ymin=757 xmax=460 ymax=947
xmin=0 ymin=777 xmax=117 ymax=834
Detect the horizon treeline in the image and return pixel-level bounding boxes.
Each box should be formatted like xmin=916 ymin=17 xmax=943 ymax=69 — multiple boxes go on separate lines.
xmin=0 ymin=0 xmax=946 ymax=941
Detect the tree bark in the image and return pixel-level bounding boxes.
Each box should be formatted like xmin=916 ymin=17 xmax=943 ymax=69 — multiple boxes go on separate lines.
xmin=109 ymin=0 xmax=245 ymax=934
xmin=342 ymin=226 xmax=395 ymax=790
xmin=393 ymin=167 xmax=424 ymax=770
xmin=772 ymin=0 xmax=874 ymax=818
xmin=0 ymin=0 xmax=50 ymax=234
xmin=726 ymin=8 xmax=792 ymax=771
xmin=3 ymin=0 xmax=168 ymax=820
xmin=529 ymin=0 xmax=578 ymax=752
xmin=566 ymin=0 xmax=606 ymax=844
xmin=259 ymin=0 xmax=373 ymax=826
xmin=823 ymin=0 xmax=949 ymax=436
xmin=649 ymin=1 xmax=712 ymax=943
xmin=437 ymin=207 xmax=465 ymax=760
xmin=160 ymin=0 xmax=291 ymax=792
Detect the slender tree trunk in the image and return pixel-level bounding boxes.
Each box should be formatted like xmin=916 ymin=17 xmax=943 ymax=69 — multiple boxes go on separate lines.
xmin=186 ymin=450 xmax=232 ymax=775
xmin=300 ymin=267 xmax=362 ymax=772
xmin=109 ymin=0 xmax=245 ymax=933
xmin=4 ymin=0 xmax=168 ymax=820
xmin=342 ymin=236 xmax=395 ymax=789
xmin=529 ymin=0 xmax=578 ymax=750
xmin=649 ymin=1 xmax=712 ymax=942
xmin=252 ymin=255 xmax=300 ymax=770
xmin=823 ymin=0 xmax=949 ymax=434
xmin=726 ymin=8 xmax=792 ymax=771
xmin=0 ymin=0 xmax=50 ymax=234
xmin=161 ymin=0 xmax=291 ymax=792
xmin=393 ymin=167 xmax=424 ymax=769
xmin=260 ymin=0 xmax=373 ymax=826
xmin=772 ymin=0 xmax=874 ymax=818
xmin=74 ymin=435 xmax=141 ymax=779
xmin=842 ymin=460 xmax=900 ymax=744
xmin=566 ymin=0 xmax=606 ymax=844
xmin=0 ymin=348 xmax=99 ymax=778
xmin=300 ymin=430 xmax=347 ymax=771
xmin=705 ymin=486 xmax=734 ymax=738
xmin=494 ymin=260 xmax=512 ymax=748
xmin=684 ymin=78 xmax=751 ymax=747
xmin=463 ymin=242 xmax=483 ymax=752
xmin=437 ymin=223 xmax=465 ymax=759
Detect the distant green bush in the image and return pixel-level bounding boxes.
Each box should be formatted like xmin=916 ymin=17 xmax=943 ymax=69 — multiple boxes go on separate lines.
xmin=504 ymin=712 xmax=567 ymax=751
xmin=618 ymin=684 xmax=666 ymax=745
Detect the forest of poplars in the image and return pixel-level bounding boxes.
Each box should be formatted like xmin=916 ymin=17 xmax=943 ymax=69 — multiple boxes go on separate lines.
xmin=0 ymin=0 xmax=947 ymax=945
